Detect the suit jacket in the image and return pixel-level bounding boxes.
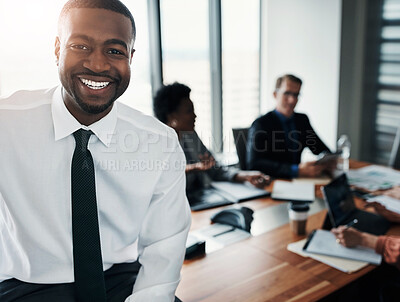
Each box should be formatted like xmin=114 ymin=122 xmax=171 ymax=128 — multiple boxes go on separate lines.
xmin=246 ymin=111 xmax=330 ymax=178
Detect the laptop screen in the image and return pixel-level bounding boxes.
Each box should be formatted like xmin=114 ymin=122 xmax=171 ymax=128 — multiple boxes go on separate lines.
xmin=322 ymin=174 xmax=356 ymax=227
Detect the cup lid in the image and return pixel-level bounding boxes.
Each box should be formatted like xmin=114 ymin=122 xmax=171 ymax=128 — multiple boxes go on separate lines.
xmin=288 ymin=202 xmax=310 ymax=212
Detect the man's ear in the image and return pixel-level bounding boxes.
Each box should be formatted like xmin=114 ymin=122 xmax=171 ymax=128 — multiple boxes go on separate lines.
xmin=273 ymin=90 xmax=277 ymax=99
xmin=55 ymin=37 xmax=61 ymax=66
xmin=166 ymin=112 xmax=177 ymax=126
xmin=166 ymin=112 xmax=173 ymax=123
xmin=130 ymin=48 xmax=135 ymax=64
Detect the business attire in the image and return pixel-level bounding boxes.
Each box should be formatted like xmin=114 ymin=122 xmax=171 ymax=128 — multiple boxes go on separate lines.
xmin=180 ymin=131 xmax=238 ymax=192
xmin=0 ymin=87 xmax=191 ymax=301
xmin=246 ymin=110 xmax=330 ymax=178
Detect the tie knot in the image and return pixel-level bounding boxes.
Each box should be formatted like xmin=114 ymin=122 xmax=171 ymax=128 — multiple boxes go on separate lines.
xmin=73 ymin=129 xmax=93 ymax=150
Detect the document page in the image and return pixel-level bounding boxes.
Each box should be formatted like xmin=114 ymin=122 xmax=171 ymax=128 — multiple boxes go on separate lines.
xmin=347 ymin=165 xmax=400 ymax=191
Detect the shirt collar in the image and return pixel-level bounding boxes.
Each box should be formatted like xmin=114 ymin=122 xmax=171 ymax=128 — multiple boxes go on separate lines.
xmin=51 ymin=86 xmax=117 ymax=147
xmin=274 ymin=109 xmax=294 ymax=123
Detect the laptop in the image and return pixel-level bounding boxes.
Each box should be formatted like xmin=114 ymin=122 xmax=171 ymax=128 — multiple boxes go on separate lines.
xmin=187 ymin=187 xmax=235 ymax=211
xmin=187 ymin=181 xmax=271 ymax=211
xmin=321 ymin=174 xmax=390 ymax=235
xmin=271 ymin=181 xmax=315 ymax=203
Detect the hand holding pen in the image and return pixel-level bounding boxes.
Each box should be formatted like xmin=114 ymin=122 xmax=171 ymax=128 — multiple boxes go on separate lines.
xmin=344 ymin=219 xmax=358 ymax=229
xmin=331 ymin=219 xmax=361 ymax=247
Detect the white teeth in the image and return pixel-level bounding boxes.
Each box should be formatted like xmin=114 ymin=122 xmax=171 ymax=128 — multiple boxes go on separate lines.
xmin=80 ymin=78 xmax=110 ymax=90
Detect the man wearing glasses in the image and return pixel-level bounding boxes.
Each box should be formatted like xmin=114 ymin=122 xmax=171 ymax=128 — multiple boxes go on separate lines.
xmin=246 ymin=74 xmax=331 ymax=178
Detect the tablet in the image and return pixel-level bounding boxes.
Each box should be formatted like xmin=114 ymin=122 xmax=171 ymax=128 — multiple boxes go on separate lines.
xmin=315 ymin=151 xmax=341 ymax=165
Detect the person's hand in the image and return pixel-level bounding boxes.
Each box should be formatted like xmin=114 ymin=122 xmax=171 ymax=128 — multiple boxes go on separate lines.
xmin=331 ymin=226 xmax=378 ymax=249
xmin=323 ymin=158 xmax=338 ymax=176
xmin=383 ymin=186 xmax=400 ymax=200
xmin=234 ymin=171 xmax=271 ymax=188
xmin=298 ymin=161 xmax=324 ymax=177
xmin=365 ymin=202 xmax=400 ymax=223
xmin=185 ymin=153 xmax=216 ymax=173
xmin=331 ymin=226 xmax=363 ymax=247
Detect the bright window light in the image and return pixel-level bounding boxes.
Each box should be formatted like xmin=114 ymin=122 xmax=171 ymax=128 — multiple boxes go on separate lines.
xmin=0 ymin=0 xmax=152 ymax=115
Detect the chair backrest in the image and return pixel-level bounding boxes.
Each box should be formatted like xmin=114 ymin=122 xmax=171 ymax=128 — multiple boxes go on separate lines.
xmin=389 ymin=125 xmax=400 ymax=169
xmin=232 ymin=127 xmax=249 ymax=170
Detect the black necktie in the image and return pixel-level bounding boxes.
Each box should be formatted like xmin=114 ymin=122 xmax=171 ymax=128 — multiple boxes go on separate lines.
xmin=71 ymin=129 xmax=106 ymax=301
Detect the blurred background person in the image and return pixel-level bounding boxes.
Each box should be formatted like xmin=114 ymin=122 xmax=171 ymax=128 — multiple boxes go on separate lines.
xmin=247 ymin=74 xmax=333 ymax=178
xmin=153 ymin=82 xmax=270 ymax=193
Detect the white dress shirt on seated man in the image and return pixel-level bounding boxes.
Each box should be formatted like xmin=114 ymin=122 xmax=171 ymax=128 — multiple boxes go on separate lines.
xmin=0 ymin=86 xmax=191 ymax=301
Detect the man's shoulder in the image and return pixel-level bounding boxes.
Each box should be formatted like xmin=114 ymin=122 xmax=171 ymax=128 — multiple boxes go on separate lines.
xmin=116 ymin=102 xmax=178 ymax=141
xmin=293 ymin=112 xmax=310 ymax=123
xmin=0 ymin=87 xmax=56 ymax=110
xmin=251 ymin=110 xmax=276 ymax=126
xmin=294 ymin=112 xmax=308 ymax=119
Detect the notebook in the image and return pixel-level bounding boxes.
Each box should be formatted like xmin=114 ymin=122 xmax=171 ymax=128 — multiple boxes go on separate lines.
xmin=303 ymin=229 xmax=382 ymax=265
xmin=287 ymin=238 xmax=369 ymax=273
xmin=321 ymin=174 xmax=390 ymax=235
xmin=187 ymin=181 xmax=270 ymax=211
xmin=271 ymin=180 xmax=315 ymax=203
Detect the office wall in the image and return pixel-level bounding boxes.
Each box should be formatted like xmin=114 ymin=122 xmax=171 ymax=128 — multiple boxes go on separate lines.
xmin=338 ymin=0 xmax=382 ymax=162
xmin=260 ymin=0 xmax=342 ymax=151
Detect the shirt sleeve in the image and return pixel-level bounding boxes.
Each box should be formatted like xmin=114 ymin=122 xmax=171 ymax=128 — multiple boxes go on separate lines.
xmin=303 ymin=115 xmax=331 ymax=155
xmin=126 ymin=142 xmax=191 ymax=302
xmin=290 ymin=164 xmax=299 ymax=178
xmin=375 ymin=235 xmax=400 ymax=271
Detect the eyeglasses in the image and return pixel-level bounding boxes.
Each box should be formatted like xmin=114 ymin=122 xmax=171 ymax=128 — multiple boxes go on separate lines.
xmin=276 ymin=90 xmax=300 ymax=99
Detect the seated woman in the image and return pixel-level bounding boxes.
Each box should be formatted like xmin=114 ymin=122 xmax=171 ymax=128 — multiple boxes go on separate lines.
xmin=153 ymin=82 xmax=270 ymax=192
xmin=332 ymin=198 xmax=400 ymax=301
xmin=333 ymin=187 xmax=400 ymax=260
xmin=332 ymin=202 xmax=400 ymax=269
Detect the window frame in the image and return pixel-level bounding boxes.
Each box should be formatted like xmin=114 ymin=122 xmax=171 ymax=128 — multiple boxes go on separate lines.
xmin=148 ymin=0 xmax=262 ymax=154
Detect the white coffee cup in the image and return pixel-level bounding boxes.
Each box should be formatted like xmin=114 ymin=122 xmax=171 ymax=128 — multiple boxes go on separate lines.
xmin=288 ymin=203 xmax=310 ymax=235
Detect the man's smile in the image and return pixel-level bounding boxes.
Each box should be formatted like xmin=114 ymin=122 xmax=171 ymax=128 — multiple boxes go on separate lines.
xmin=80 ymin=78 xmax=110 ymax=90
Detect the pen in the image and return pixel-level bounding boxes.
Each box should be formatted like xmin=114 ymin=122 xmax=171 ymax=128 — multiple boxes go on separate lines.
xmin=212 ymin=227 xmax=235 ymax=237
xmin=344 ymin=218 xmax=358 ymax=229
xmin=335 ymin=219 xmax=359 ymax=244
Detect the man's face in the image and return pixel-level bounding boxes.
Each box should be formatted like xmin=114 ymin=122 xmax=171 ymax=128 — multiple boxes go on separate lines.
xmin=273 ymin=79 xmax=301 ymax=118
xmin=55 ymin=8 xmax=134 ymax=123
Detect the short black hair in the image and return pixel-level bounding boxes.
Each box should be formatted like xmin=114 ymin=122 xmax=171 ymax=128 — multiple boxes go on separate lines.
xmin=275 ymin=74 xmax=302 ymax=90
xmin=59 ymin=0 xmax=136 ymax=40
xmin=153 ymin=83 xmax=191 ymax=124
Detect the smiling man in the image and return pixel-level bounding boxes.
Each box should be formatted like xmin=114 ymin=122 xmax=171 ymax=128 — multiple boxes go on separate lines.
xmin=0 ymin=1 xmax=190 ymax=301
xmin=246 ymin=74 xmax=331 ymax=178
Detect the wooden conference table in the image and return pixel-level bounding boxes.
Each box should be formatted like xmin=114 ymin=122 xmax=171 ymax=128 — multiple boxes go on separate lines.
xmin=176 ymin=160 xmax=400 ymax=302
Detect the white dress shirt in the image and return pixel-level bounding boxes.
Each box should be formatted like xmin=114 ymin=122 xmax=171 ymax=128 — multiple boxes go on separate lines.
xmin=0 ymin=86 xmax=191 ymax=301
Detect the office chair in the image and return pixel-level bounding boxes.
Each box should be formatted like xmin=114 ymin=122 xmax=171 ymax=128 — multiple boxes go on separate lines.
xmin=232 ymin=127 xmax=249 ymax=170
xmin=389 ymin=124 xmax=400 ymax=169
